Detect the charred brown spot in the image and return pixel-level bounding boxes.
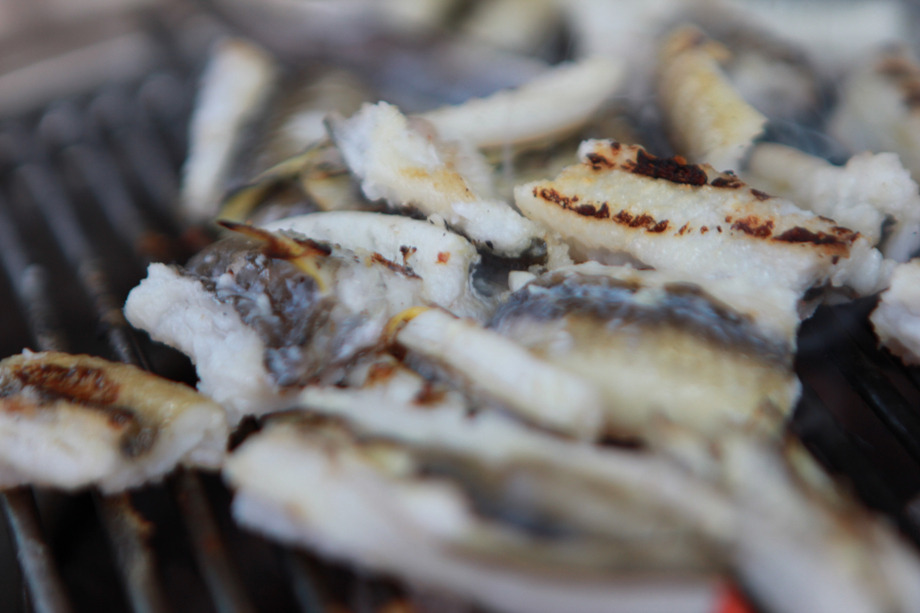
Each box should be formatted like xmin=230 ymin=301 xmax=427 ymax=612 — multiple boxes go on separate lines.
xmin=370 ymin=252 xmax=421 ymax=279
xmin=2 ymin=361 xmax=157 ymax=458
xmin=585 ymin=152 xmax=613 ymax=170
xmin=624 ymin=149 xmax=708 ymax=186
xmin=612 ymin=210 xmax=669 ymax=233
xmin=831 ymin=255 xmax=840 ymax=265
xmin=366 ymin=362 xmax=398 ymax=385
xmin=436 ymin=252 xmax=451 ymax=264
xmin=725 ymin=216 xmax=733 ymax=223
xmin=678 ymin=223 xmax=689 ymax=235
xmin=717 ymin=226 xmax=722 ymax=233
xmin=817 ymin=215 xmax=836 ymax=223
xmin=413 ymin=382 xmax=448 ymax=406
xmin=710 ymin=175 xmax=744 ymax=189
xmin=535 ymin=187 xmax=579 ymax=210
xmin=575 ymin=203 xmax=611 ymax=219
xmin=773 ymin=227 xmax=852 ymax=248
xmin=701 ymin=226 xmax=709 ymax=234
xmin=11 ymin=363 xmax=119 ymax=406
xmin=399 ymin=245 xmax=417 ymax=264
xmin=731 ymin=216 xmax=775 ymax=239
xmin=750 ymin=189 xmax=772 ymax=201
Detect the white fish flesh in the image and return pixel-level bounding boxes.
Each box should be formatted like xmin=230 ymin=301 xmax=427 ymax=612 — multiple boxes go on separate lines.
xmin=0 ymin=351 xmax=227 ymax=493
xmin=515 ymin=139 xmax=892 ymax=301
xmin=747 ymin=143 xmax=920 ymax=262
xmin=870 ymin=259 xmax=920 ymax=365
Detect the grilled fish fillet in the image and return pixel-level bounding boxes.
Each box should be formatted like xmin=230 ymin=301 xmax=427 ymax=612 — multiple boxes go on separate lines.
xmin=0 ymin=351 xmax=227 ymax=492
xmin=515 ymin=140 xmax=892 ymax=301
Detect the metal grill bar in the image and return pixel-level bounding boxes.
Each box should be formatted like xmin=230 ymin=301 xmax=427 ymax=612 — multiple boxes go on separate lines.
xmin=8 ymin=78 xmax=264 ymax=612
xmin=1 ymin=490 xmax=73 ymax=613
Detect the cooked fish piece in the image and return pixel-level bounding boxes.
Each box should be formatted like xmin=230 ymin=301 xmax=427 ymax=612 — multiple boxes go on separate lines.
xmin=225 ymin=413 xmax=727 ymax=613
xmin=299 ymin=356 xmax=735 ymax=540
xmin=488 ymin=263 xmax=800 ymax=440
xmin=870 ymin=259 xmax=920 ymax=365
xmin=328 ymin=101 xmax=549 ymax=259
xmin=829 ymin=46 xmax=920 ymax=184
xmin=180 ymin=38 xmax=278 ymax=224
xmin=419 ymin=56 xmax=624 ymax=151
xmin=0 ymin=351 xmax=227 ymax=493
xmin=747 ymin=143 xmax=920 ymax=262
xmin=261 ymin=211 xmax=489 ymax=319
xmin=515 ymin=139 xmax=892 ymax=301
xmin=124 ymin=216 xmax=486 ymax=423
xmin=657 ymin=25 xmax=767 ymax=171
xmin=391 ymin=308 xmax=605 ymax=440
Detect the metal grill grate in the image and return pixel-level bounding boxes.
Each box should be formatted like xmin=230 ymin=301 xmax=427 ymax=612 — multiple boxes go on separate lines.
xmin=2 ymin=14 xmax=920 ymax=613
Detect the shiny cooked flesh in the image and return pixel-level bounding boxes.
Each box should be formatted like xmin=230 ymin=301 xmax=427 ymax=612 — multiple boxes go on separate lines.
xmin=0 ymin=351 xmax=227 ymax=492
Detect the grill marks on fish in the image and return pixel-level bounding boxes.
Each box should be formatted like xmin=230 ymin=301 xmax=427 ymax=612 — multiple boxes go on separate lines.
xmin=0 ymin=361 xmax=156 ymax=458
xmin=529 ymin=141 xmax=860 ymax=253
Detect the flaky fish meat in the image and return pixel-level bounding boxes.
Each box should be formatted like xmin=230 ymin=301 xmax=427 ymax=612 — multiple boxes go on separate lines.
xmin=329 ymin=101 xmax=549 ymax=259
xmin=657 ymin=26 xmax=767 ymax=172
xmin=124 ymin=214 xmax=487 ymax=423
xmin=225 ymin=413 xmax=728 ymax=613
xmin=871 ymin=259 xmax=920 ymax=365
xmin=0 ymin=351 xmax=227 ymax=492
xmin=515 ymin=140 xmax=892 ymax=301
xmin=747 ymin=143 xmax=920 ymax=262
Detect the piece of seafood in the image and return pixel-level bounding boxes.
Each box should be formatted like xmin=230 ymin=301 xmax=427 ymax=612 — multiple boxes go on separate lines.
xmin=829 ymin=46 xmax=920 ymax=184
xmin=124 ymin=214 xmax=486 ymax=423
xmin=870 ymin=259 xmax=920 ymax=365
xmin=515 ymin=140 xmax=892 ymax=301
xmin=391 ymin=307 xmax=605 ymax=440
xmin=225 ymin=397 xmax=920 ymax=613
xmin=388 ymin=262 xmax=798 ymax=442
xmin=0 ymin=351 xmax=227 ymax=492
xmin=419 ymin=56 xmax=624 ymax=151
xmin=225 ymin=413 xmax=727 ymax=613
xmin=180 ymin=38 xmax=278 ymax=224
xmin=656 ymin=26 xmax=767 ymax=171
xmin=328 ymin=101 xmax=549 ymax=260
xmin=747 ymin=143 xmax=920 ymax=262
xmin=489 ymin=263 xmax=800 ymax=440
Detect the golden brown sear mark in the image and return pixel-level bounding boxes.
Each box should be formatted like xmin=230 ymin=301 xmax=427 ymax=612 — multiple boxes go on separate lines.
xmin=731 ymin=216 xmax=775 ymax=239
xmin=10 ymin=363 xmax=119 ymax=406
